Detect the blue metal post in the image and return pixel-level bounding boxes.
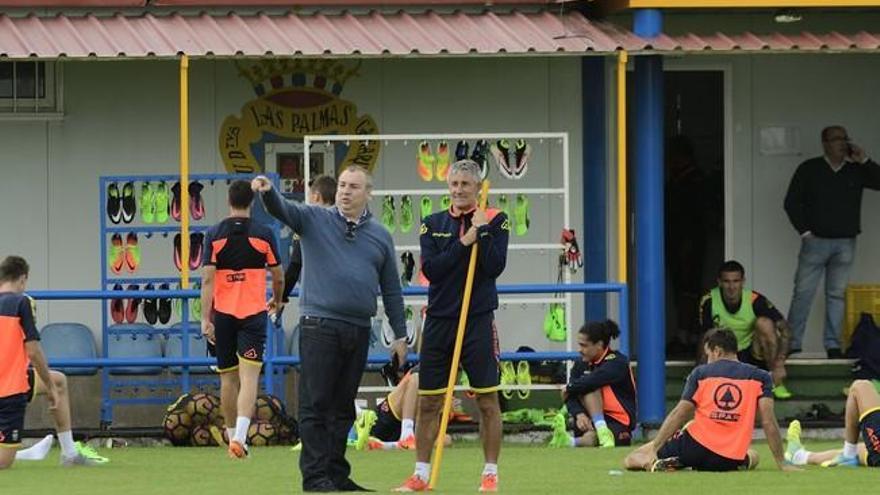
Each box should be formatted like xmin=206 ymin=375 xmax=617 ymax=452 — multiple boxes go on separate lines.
xmin=634 ymin=9 xmax=663 ymax=38
xmin=181 ymin=300 xmax=190 ymax=394
xmin=99 ymin=177 xmax=112 ymax=426
xmin=634 ymin=8 xmax=666 ymax=425
xmin=582 ymin=57 xmax=608 ymax=322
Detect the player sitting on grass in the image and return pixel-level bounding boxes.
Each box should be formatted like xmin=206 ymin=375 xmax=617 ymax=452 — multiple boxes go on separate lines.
xmin=12 ymin=368 xmax=109 ymax=466
xmin=784 ymin=379 xmax=880 ymax=467
xmin=360 ymin=366 xmax=419 ymax=451
xmin=623 ymin=327 xmax=796 ymax=472
xmin=550 ymin=319 xmax=636 ymax=448
xmin=354 ymin=366 xmax=453 ymax=451
xmin=0 ymin=255 xmax=108 ymax=469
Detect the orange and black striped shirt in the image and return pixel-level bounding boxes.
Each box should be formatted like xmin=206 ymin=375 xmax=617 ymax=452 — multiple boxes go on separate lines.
xmin=0 ymin=292 xmax=40 ymax=399
xmin=203 ymin=217 xmax=280 ymax=319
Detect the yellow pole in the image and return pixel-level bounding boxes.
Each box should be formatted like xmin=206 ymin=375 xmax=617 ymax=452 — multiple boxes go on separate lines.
xmin=180 ymin=55 xmax=190 ymax=288
xmin=616 ymin=51 xmax=628 ymax=283
xmin=428 ymin=180 xmax=490 ymax=490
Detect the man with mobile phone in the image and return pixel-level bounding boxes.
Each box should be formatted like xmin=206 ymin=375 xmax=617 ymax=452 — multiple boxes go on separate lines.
xmin=784 ymin=125 xmax=880 ymax=358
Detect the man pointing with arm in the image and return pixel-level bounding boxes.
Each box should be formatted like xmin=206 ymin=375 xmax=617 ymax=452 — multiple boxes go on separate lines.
xmin=253 ymin=166 xmax=407 ymax=493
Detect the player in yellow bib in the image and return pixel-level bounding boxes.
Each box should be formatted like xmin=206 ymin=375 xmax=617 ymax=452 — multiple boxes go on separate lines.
xmin=699 ymin=260 xmax=792 ymax=399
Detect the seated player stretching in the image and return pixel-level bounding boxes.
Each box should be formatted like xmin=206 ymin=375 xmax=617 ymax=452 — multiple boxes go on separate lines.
xmin=624 ymin=328 xmax=797 ymax=472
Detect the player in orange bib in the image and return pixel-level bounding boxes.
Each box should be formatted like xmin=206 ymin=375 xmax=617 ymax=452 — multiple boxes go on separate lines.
xmin=201 ymin=180 xmax=284 ymax=460
xmin=624 ymin=327 xmax=798 ymax=472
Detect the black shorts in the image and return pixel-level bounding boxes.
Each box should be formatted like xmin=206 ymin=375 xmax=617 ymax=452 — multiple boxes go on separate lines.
xmin=573 ymin=416 xmax=633 ymax=446
xmin=213 ymin=310 xmax=267 ymax=372
xmin=372 ymin=398 xmax=402 ymax=442
xmin=737 ymin=346 xmax=766 ymax=370
xmin=657 ymin=430 xmax=750 ymax=472
xmin=860 ymin=408 xmax=880 ymax=467
xmin=0 ymin=393 xmax=28 ymax=447
xmin=419 ymin=313 xmax=499 ymax=395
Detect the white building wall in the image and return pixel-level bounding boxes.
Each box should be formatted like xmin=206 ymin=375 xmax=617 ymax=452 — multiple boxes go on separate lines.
xmin=4 ymin=41 xmax=876 ymax=357
xmin=0 ymin=57 xmax=585 ymax=355
xmin=662 ymin=49 xmax=880 ymax=354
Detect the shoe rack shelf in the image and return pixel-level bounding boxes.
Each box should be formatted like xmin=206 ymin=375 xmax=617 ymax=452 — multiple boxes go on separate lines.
xmin=394 ymin=243 xmax=563 ymax=252
xmin=98 ymin=172 xmax=283 ymax=425
xmin=370 ymin=187 xmax=566 ymax=196
xmin=303 ymin=132 xmax=577 ymax=379
xmin=105 ymin=276 xmax=202 ymax=285
xmin=105 ymin=225 xmax=210 ymax=234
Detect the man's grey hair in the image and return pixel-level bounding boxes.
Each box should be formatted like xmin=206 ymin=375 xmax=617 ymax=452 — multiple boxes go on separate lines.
xmin=448 ymin=159 xmax=483 ymax=183
xmin=340 ymin=165 xmax=373 ymax=191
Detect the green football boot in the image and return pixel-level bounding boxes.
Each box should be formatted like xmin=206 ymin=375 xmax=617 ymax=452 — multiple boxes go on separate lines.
xmin=420 ymin=196 xmax=433 ymax=219
xmin=140 ymin=182 xmax=156 ymax=224
xmin=399 ymin=195 xmax=414 ymax=233
xmin=382 ymin=195 xmax=396 ymax=233
xmin=514 ymin=194 xmax=530 ymax=236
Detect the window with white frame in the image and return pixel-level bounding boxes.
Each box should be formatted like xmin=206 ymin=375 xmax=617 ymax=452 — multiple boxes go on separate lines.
xmin=0 ymin=61 xmax=63 ymax=117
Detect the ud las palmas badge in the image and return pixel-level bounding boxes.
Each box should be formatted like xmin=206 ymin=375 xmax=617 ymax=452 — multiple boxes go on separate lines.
xmin=219 ymin=59 xmax=380 ymax=174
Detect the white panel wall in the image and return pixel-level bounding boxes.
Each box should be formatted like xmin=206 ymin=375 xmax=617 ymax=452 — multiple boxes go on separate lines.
xmin=748 ymin=53 xmax=880 ymax=354
xmin=0 ymin=57 xmax=585 ymax=354
xmin=9 ymin=42 xmax=875 ymax=356
xmin=661 ymin=50 xmax=880 ymax=353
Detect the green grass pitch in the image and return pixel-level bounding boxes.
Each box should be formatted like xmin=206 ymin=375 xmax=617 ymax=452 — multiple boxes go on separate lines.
xmin=0 ymin=441 xmax=875 ymax=494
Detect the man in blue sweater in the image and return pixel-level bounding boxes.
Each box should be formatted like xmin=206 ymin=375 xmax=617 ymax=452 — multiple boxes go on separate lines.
xmin=253 ymin=167 xmax=407 ymax=493
xmin=395 ymin=159 xmax=509 ymax=493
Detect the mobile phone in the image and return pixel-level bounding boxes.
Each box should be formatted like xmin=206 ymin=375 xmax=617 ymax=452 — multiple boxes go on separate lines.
xmin=847 ymin=142 xmax=855 ymax=156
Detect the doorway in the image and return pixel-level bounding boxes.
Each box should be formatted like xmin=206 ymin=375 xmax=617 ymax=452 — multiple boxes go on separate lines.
xmin=663 ymin=70 xmax=725 ymax=358
xmin=264 ymin=141 xmax=335 ymax=201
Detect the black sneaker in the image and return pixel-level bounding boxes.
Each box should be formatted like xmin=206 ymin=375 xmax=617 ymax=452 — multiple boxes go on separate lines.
xmin=143 ymin=283 xmax=158 ymax=325
xmin=189 ymin=233 xmax=204 ymax=270
xmin=121 ymin=182 xmax=137 ymax=224
xmin=454 ymin=140 xmax=469 ymax=161
xmin=471 ymin=139 xmax=489 ymax=180
xmin=335 ymin=478 xmax=374 ymax=492
xmin=304 ymin=479 xmax=338 ymax=493
xmin=380 ymin=360 xmax=401 ymax=387
xmin=173 ymin=234 xmax=182 ymax=271
xmin=400 ymin=251 xmax=415 ymax=286
xmin=827 ymin=348 xmax=843 ymax=359
xmin=651 ymin=456 xmax=684 ymax=472
xmin=107 ymin=183 xmax=122 ymax=224
xmin=158 ymin=283 xmax=172 ymax=324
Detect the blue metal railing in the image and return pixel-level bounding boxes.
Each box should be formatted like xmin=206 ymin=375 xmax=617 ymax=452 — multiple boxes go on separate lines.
xmin=30 ymin=282 xmax=628 ymax=424
xmin=31 ymin=282 xmax=629 ymax=364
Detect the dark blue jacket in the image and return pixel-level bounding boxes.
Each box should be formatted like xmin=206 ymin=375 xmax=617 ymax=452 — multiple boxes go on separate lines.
xmin=419 ymin=207 xmax=509 ymax=319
